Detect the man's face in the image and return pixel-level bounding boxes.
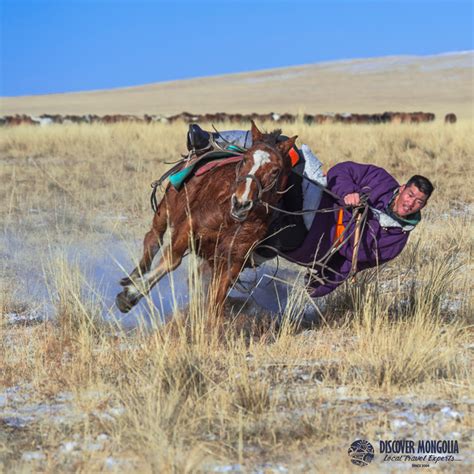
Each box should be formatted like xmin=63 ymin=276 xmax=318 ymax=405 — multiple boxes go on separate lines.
xmin=393 ymin=184 xmax=429 ymax=217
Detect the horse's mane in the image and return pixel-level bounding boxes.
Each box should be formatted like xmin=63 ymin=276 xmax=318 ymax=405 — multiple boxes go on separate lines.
xmin=258 ymin=129 xmax=282 ymax=146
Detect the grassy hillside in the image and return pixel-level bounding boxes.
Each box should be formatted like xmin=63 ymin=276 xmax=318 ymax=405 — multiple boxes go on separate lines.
xmin=1 ymin=52 xmax=472 ymax=119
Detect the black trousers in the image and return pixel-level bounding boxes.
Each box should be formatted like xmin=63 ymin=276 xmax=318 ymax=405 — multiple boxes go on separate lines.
xmin=256 ymin=168 xmax=308 ymax=258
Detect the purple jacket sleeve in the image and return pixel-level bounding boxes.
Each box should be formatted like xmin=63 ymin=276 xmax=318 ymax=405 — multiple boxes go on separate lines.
xmin=327 ymin=161 xmax=399 ymax=211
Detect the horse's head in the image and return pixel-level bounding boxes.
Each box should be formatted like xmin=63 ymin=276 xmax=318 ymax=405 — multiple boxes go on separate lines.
xmin=230 ymin=121 xmax=297 ymax=222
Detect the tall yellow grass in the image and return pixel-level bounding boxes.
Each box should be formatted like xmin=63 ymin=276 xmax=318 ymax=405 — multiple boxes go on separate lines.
xmin=1 ymin=121 xmax=472 ymax=472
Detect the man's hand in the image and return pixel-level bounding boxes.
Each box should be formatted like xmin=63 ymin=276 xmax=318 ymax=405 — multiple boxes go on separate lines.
xmin=343 ymin=192 xmax=361 ymax=207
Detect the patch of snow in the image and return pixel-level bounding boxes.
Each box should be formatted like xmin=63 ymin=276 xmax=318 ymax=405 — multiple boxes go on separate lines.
xmin=394 ymin=410 xmax=417 ymax=424
xmin=212 ymin=465 xmax=243 ymax=473
xmin=255 ymin=464 xmax=289 ymax=474
xmin=86 ymin=443 xmax=103 ymax=452
xmin=325 ymin=52 xmax=474 ymax=75
xmin=105 ymin=457 xmax=119 ymax=469
xmin=441 ymin=298 xmax=463 ymax=313
xmin=108 ymin=406 xmax=125 ymax=417
xmin=3 ymin=416 xmax=34 ymax=428
xmin=60 ymin=441 xmax=79 ymax=453
xmin=391 ymin=419 xmax=409 ymax=429
xmin=55 ymin=392 xmax=74 ymax=402
xmin=243 ymin=72 xmax=306 ymax=83
xmin=21 ymin=451 xmax=46 ymax=461
xmin=5 ymin=311 xmax=44 ymax=326
xmin=104 ymin=457 xmax=129 ymax=470
xmin=440 ymin=406 xmax=462 ymax=420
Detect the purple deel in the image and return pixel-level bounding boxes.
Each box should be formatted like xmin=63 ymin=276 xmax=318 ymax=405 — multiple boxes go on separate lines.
xmin=285 ymin=161 xmax=413 ymax=297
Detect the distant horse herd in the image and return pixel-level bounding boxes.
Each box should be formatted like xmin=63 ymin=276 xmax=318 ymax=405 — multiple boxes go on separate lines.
xmin=0 ymin=111 xmax=457 ymax=127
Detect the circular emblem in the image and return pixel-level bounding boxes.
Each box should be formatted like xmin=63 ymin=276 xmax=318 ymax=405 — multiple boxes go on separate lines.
xmin=348 ymin=440 xmax=375 ymax=467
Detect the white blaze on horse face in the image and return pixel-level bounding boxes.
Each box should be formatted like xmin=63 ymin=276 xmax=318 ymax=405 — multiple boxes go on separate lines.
xmin=241 ymin=150 xmax=271 ymax=202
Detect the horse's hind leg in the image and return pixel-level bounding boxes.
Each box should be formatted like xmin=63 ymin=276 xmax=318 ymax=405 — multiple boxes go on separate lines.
xmin=116 ymin=225 xmax=189 ymax=313
xmin=120 ymin=203 xmax=169 ymax=286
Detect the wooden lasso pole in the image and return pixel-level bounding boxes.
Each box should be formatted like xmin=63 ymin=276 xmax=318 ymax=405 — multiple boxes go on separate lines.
xmin=350 ymin=211 xmax=363 ymax=283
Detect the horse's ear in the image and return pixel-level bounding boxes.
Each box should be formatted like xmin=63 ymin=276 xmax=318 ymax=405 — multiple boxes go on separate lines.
xmin=277 ymin=135 xmax=298 ymax=158
xmin=250 ymin=120 xmax=264 ymax=143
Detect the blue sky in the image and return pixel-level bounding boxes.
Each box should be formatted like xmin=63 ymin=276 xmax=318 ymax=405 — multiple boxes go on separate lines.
xmin=1 ymin=0 xmax=473 ymax=97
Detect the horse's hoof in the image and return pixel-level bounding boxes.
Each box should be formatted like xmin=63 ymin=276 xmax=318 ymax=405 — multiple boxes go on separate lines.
xmin=120 ymin=276 xmax=132 ymax=287
xmin=116 ymin=291 xmax=135 ymax=313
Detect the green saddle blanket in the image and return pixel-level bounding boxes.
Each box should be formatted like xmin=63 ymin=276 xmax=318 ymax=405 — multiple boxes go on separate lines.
xmin=169 ymin=147 xmax=243 ymax=190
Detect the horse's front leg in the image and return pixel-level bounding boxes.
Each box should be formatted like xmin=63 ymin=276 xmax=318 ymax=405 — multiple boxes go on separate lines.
xmin=116 ymin=227 xmax=189 ymax=313
xmin=120 ymin=203 xmax=169 ymax=287
xmin=120 ymin=228 xmax=161 ymax=287
xmin=211 ymin=261 xmax=244 ymax=319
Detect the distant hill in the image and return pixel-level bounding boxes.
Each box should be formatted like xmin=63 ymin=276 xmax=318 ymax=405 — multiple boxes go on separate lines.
xmin=1 ymin=51 xmax=472 ymax=119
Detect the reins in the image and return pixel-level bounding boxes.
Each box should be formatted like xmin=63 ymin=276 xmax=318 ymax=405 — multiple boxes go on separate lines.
xmin=251 ymin=203 xmax=369 ymax=286
xmin=247 ymin=162 xmax=370 ymax=284
xmin=150 ymin=138 xmax=369 ymax=291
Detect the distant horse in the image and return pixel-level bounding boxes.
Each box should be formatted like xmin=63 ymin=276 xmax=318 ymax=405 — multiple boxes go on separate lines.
xmin=116 ymin=121 xmax=297 ymax=315
xmin=444 ymin=113 xmax=457 ymax=124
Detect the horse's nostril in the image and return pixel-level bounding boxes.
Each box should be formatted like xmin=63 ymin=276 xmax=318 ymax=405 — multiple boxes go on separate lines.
xmin=232 ymin=196 xmax=252 ymax=212
xmin=231 ymin=194 xmax=240 ymax=209
xmin=230 ymin=194 xmax=253 ymax=221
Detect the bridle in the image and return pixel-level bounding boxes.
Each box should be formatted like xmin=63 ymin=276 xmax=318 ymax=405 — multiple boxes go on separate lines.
xmin=235 ymin=170 xmax=282 ymax=209
xmin=233 ymin=148 xmax=284 ymax=210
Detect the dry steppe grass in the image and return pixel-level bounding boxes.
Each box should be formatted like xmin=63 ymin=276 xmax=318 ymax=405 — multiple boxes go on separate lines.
xmin=0 ymin=121 xmax=473 ymax=472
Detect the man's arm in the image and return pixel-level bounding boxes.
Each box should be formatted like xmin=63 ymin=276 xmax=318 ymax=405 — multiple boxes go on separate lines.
xmin=327 ymin=161 xmax=400 ymax=209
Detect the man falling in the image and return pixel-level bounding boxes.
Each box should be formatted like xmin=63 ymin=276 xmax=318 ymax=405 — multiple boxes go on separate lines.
xmin=185 ymin=124 xmax=434 ymax=297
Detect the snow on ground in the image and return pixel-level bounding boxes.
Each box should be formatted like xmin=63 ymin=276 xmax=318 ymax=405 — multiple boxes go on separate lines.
xmin=1 ymin=380 xmax=472 ymax=471
xmin=1 ymin=222 xmax=310 ymax=331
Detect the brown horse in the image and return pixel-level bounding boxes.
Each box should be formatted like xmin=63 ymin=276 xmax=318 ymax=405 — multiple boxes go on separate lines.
xmin=444 ymin=113 xmax=457 ymax=124
xmin=115 ymin=121 xmax=297 ymax=315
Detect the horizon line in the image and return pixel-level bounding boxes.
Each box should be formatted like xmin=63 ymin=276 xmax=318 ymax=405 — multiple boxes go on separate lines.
xmin=2 ymin=49 xmax=472 ymax=100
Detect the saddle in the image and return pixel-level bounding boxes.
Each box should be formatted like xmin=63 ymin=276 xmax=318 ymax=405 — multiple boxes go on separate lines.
xmin=168 ymin=150 xmax=243 ymax=190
